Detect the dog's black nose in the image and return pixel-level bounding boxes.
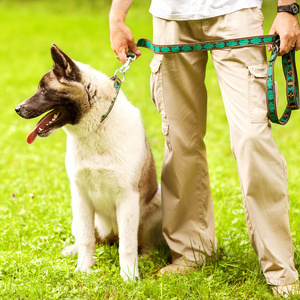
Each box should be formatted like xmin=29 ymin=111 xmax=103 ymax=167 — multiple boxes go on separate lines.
xmin=15 ymin=105 xmax=21 ymax=114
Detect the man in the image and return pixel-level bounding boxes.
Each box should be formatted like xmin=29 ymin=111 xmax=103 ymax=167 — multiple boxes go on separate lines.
xmin=109 ymin=0 xmax=300 ymax=296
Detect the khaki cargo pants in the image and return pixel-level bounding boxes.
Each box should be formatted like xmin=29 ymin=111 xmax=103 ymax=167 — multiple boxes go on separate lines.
xmin=150 ymin=8 xmax=298 ymax=285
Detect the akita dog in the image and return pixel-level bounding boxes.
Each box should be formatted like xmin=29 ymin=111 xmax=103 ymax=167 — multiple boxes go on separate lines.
xmin=15 ymin=44 xmax=163 ymax=280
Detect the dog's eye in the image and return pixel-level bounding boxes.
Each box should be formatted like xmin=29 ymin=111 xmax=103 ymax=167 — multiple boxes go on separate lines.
xmin=41 ymin=88 xmax=46 ymax=94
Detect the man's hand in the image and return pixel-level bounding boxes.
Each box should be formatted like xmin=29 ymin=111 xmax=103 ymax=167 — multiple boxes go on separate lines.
xmin=109 ymin=0 xmax=141 ymax=64
xmin=269 ymin=12 xmax=300 ymax=55
xmin=109 ymin=20 xmax=141 ymax=64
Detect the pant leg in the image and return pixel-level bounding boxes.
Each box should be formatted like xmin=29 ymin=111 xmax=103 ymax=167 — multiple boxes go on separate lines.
xmin=207 ymin=8 xmax=298 ymax=285
xmin=151 ymin=17 xmax=217 ymax=266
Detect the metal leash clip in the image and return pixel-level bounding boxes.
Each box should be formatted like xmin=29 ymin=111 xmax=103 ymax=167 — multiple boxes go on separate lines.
xmin=114 ymin=53 xmax=137 ymax=82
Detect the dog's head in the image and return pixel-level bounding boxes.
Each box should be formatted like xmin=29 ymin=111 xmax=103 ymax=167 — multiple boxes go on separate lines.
xmin=15 ymin=44 xmax=90 ymax=144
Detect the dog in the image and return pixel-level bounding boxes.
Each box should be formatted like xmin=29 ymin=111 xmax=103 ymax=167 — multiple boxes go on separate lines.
xmin=15 ymin=44 xmax=163 ymax=280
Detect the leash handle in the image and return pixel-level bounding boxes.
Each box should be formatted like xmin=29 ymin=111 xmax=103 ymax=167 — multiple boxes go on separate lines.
xmin=267 ymin=46 xmax=299 ymax=125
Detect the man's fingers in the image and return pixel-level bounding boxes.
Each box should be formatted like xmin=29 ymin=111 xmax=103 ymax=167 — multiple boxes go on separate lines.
xmin=115 ymin=48 xmax=128 ymax=64
xmin=114 ymin=44 xmax=141 ymax=64
xmin=278 ymin=39 xmax=298 ymax=55
xmin=131 ymin=45 xmax=142 ymax=58
xmin=268 ymin=13 xmax=300 ymax=55
xmin=267 ymin=31 xmax=298 ymax=54
xmin=127 ymin=39 xmax=141 ymax=57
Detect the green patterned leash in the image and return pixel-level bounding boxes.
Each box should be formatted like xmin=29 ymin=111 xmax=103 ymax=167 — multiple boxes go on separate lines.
xmin=136 ymin=34 xmax=277 ymax=53
xmin=136 ymin=34 xmax=299 ymax=125
xmin=267 ymin=41 xmax=299 ymax=124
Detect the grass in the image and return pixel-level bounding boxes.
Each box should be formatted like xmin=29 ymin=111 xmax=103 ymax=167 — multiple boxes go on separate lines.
xmin=0 ymin=0 xmax=300 ymax=298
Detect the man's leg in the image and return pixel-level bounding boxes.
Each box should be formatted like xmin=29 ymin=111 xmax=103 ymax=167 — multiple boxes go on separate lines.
xmin=209 ymin=8 xmax=298 ymax=285
xmin=151 ymin=17 xmax=217 ymax=267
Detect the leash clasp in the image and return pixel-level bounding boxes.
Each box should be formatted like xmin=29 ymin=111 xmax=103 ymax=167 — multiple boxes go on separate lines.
xmin=114 ymin=53 xmax=137 ymax=82
xmin=103 ymin=53 xmax=136 ymax=122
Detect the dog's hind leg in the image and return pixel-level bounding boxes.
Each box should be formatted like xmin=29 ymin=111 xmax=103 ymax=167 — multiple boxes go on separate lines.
xmin=117 ymin=190 xmax=140 ymax=280
xmin=139 ymin=185 xmax=164 ymax=253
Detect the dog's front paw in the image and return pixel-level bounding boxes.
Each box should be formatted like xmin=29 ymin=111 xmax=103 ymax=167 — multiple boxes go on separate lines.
xmin=75 ymin=265 xmax=92 ymax=273
xmin=76 ymin=254 xmax=95 ymax=272
xmin=61 ymin=244 xmax=78 ymax=256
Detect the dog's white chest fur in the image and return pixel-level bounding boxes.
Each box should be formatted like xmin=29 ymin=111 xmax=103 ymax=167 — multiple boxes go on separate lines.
xmin=64 ymin=96 xmax=146 ymax=229
xmin=75 ymin=165 xmax=120 ymax=217
xmin=65 ymin=113 xmax=145 ymax=222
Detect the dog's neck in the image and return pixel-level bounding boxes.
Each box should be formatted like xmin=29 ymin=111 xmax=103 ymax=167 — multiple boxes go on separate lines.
xmin=63 ymin=61 xmax=120 ymax=138
xmin=76 ymin=62 xmax=114 ymax=105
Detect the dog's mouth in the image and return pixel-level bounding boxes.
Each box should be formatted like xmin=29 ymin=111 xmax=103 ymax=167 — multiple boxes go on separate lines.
xmin=27 ymin=108 xmax=62 ymax=144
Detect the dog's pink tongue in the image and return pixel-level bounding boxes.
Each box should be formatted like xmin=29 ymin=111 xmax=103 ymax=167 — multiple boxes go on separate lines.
xmin=27 ymin=126 xmax=39 ymax=144
xmin=26 ymin=110 xmax=59 ymax=144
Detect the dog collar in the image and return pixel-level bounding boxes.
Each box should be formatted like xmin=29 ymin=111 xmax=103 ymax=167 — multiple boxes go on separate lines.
xmin=100 ymin=76 xmax=122 ymax=122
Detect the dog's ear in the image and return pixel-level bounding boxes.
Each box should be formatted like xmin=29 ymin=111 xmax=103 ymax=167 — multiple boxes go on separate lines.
xmin=51 ymin=44 xmax=81 ymax=81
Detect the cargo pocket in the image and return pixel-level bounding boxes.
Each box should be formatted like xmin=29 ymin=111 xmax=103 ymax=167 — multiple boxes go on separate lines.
xmin=247 ymin=64 xmax=269 ymax=123
xmin=150 ymin=55 xmax=169 ymax=136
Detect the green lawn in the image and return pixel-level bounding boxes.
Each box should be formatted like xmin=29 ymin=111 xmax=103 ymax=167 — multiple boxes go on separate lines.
xmin=0 ymin=1 xmax=300 ymax=299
